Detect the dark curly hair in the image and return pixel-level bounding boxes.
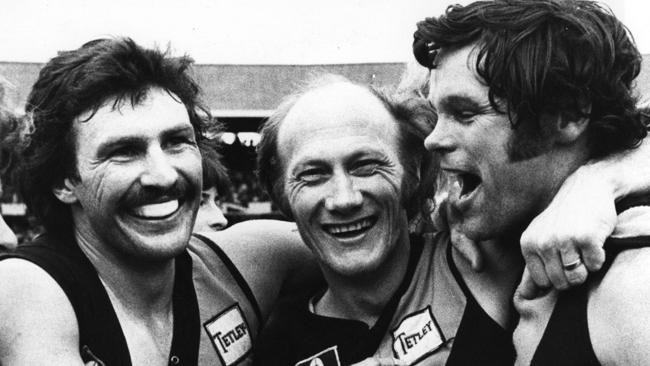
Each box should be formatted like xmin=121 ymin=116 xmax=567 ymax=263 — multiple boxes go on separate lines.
xmin=20 ymin=37 xmax=210 ymax=238
xmin=257 ymin=75 xmax=437 ymax=223
xmin=413 ymin=0 xmax=647 ymax=160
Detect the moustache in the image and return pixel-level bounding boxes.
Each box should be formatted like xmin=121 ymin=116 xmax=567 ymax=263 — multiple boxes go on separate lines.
xmin=122 ymin=179 xmax=196 ymax=208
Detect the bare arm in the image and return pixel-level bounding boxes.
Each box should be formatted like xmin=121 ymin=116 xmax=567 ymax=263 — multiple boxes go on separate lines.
xmin=589 ymin=248 xmax=650 ymax=365
xmin=520 ymin=136 xmax=650 ymax=292
xmin=198 ymin=219 xmax=319 ymax=320
xmin=0 ymin=259 xmax=85 ymax=365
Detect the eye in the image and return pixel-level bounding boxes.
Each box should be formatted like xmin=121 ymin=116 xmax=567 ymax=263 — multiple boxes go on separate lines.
xmin=351 ymin=160 xmax=380 ymax=177
xmin=165 ymin=134 xmax=196 ymax=150
xmin=109 ymin=145 xmax=140 ymax=160
xmin=296 ymin=168 xmax=329 ymax=184
xmin=452 ymin=109 xmax=478 ymax=123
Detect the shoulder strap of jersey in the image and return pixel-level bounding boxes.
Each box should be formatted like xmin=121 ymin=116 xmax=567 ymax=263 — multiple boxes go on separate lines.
xmin=192 ymin=233 xmax=263 ymax=330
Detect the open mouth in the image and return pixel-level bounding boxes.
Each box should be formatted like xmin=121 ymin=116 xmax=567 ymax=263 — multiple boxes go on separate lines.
xmin=443 ymin=169 xmax=482 ymax=200
xmin=129 ymin=199 xmax=181 ymax=220
xmin=322 ymin=217 xmax=377 ymax=239
xmin=458 ymin=172 xmax=481 ymax=198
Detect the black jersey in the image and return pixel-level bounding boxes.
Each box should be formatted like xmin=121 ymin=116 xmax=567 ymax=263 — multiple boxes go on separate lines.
xmin=0 ymin=232 xmax=261 ymax=366
xmin=254 ymin=236 xmax=425 ymax=366
xmin=255 ymin=233 xmax=514 ymax=366
xmin=373 ymin=232 xmax=514 ymax=365
xmin=519 ymin=195 xmax=650 ymax=366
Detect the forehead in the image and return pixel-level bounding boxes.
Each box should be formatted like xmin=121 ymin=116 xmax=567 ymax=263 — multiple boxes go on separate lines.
xmin=277 ymin=83 xmax=400 ymax=161
xmin=429 ymin=44 xmax=487 ymax=106
xmin=72 ymin=88 xmax=191 ymax=149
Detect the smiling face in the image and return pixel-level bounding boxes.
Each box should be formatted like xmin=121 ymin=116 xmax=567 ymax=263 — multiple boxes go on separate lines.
xmin=277 ymin=83 xmax=409 ymax=278
xmin=59 ymin=88 xmax=202 ymax=262
xmin=425 ymin=44 xmax=561 ymax=241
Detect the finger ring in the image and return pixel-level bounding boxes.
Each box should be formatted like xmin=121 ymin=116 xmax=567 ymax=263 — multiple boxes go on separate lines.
xmin=563 ymin=258 xmax=582 ymax=271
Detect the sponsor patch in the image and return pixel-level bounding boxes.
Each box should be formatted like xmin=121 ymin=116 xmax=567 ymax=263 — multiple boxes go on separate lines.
xmin=295 ymin=346 xmax=341 ymax=366
xmin=204 ymin=304 xmax=252 ymax=366
xmin=391 ymin=306 xmax=445 ymax=364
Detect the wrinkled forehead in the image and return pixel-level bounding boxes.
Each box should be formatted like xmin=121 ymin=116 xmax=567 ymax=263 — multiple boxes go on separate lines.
xmin=277 ymin=83 xmax=400 ymax=152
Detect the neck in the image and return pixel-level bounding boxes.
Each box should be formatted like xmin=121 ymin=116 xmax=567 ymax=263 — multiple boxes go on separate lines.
xmin=317 ymin=230 xmax=412 ymax=326
xmin=453 ymin=237 xmax=523 ymax=328
xmin=74 ymin=228 xmax=176 ymax=317
xmin=537 ymin=140 xmax=591 ymax=213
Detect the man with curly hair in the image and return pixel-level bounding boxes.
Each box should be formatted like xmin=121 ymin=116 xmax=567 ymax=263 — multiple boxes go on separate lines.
xmin=0 ymin=38 xmax=312 ymax=366
xmin=410 ymin=0 xmax=650 ymax=364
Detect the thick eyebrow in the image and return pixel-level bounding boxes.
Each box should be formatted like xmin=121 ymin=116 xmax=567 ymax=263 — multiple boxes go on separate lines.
xmin=160 ymin=125 xmax=196 ymax=139
xmin=437 ymin=95 xmax=485 ymax=113
xmin=96 ymin=135 xmax=146 ymax=158
xmin=96 ymin=124 xmax=195 ymax=158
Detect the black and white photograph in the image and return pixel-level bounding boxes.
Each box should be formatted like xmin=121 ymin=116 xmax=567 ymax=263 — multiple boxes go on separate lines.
xmin=0 ymin=0 xmax=649 ymax=365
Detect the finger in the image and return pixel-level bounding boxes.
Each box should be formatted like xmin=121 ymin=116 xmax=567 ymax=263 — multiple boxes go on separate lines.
xmin=516 ymin=267 xmax=540 ymax=301
xmin=524 ymin=253 xmax=551 ymax=289
xmin=578 ymin=242 xmax=605 ymax=272
xmin=542 ymin=249 xmax=569 ymax=290
xmin=560 ymin=247 xmax=588 ymax=286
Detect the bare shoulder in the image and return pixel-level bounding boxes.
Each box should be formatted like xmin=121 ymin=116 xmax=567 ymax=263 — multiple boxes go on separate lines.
xmin=194 ymin=220 xmax=315 ymax=318
xmin=197 ymin=219 xmax=304 ymax=262
xmin=589 ymin=248 xmax=650 ymax=365
xmin=0 ymin=258 xmax=83 ymax=364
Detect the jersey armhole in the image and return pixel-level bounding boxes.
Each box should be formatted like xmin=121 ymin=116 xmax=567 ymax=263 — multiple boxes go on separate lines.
xmin=192 ymin=233 xmax=264 ymax=331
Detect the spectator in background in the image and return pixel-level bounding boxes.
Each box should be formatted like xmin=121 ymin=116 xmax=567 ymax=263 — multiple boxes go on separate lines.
xmin=194 ymin=142 xmax=231 ymax=232
xmin=0 ymin=87 xmax=25 ymax=251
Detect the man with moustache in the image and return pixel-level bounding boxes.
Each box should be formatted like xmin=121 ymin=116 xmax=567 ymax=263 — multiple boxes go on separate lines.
xmin=410 ymin=0 xmax=650 ymax=365
xmin=0 ymin=38 xmax=310 ymax=366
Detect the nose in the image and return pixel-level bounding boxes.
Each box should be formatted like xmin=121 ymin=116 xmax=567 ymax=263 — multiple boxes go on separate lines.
xmin=324 ymin=172 xmax=363 ymax=214
xmin=140 ymin=146 xmax=179 ymax=188
xmin=0 ymin=215 xmax=18 ymax=251
xmin=424 ymin=115 xmax=456 ymax=154
xmin=207 ymin=203 xmax=228 ymax=231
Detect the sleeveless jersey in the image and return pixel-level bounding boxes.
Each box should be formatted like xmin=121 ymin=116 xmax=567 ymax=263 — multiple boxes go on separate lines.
xmin=0 ymin=232 xmax=261 ymax=366
xmin=255 ymin=233 xmax=514 ymax=366
xmin=253 ymin=235 xmax=425 ymax=366
xmin=373 ymin=232 xmax=514 ymax=365
xmin=522 ymin=195 xmax=650 ymax=366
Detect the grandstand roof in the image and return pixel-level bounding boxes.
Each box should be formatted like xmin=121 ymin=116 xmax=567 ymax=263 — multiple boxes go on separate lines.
xmin=1 ymin=56 xmax=648 ymax=114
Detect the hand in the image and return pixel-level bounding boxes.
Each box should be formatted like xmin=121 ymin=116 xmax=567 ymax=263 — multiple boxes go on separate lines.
xmin=520 ymin=168 xmax=613 ymax=291
xmin=350 ymin=358 xmax=408 ymax=366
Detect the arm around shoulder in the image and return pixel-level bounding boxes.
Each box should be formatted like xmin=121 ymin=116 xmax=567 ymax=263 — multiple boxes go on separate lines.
xmin=588 ymin=248 xmax=650 ymax=365
xmin=0 ymin=258 xmax=85 ymax=365
xmin=198 ymin=220 xmax=319 ymax=318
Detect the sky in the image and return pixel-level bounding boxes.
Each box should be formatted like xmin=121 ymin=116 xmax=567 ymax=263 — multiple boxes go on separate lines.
xmin=0 ymin=0 xmax=647 ymax=65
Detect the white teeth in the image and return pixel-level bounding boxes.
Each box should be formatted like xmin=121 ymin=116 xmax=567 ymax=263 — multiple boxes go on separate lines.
xmin=436 ymin=172 xmax=463 ymax=205
xmin=132 ymin=200 xmax=179 ymax=218
xmin=326 ymin=218 xmax=373 ymax=235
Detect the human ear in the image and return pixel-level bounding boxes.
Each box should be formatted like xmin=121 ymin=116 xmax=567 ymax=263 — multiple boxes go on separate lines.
xmin=52 ymin=178 xmax=79 ymax=204
xmin=553 ymin=113 xmax=589 ymax=145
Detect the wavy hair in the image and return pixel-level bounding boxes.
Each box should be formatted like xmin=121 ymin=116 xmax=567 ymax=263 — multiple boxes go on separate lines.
xmin=20 ymin=37 xmax=210 ymax=237
xmin=414 ymin=0 xmax=647 ymax=160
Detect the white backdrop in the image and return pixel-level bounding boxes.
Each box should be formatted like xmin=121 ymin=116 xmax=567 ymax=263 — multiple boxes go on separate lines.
xmin=0 ymin=0 xmax=647 ymax=64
